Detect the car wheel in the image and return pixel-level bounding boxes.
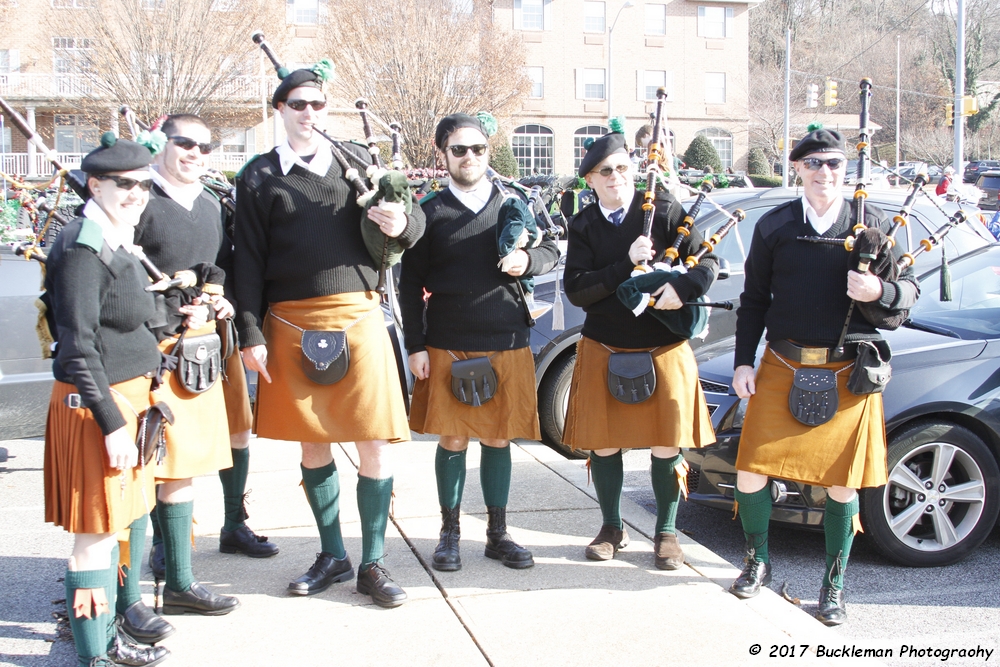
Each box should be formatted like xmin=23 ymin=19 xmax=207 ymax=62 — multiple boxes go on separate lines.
xmin=538 ymin=352 xmax=585 ymax=459
xmin=861 ymin=420 xmax=1000 ymax=567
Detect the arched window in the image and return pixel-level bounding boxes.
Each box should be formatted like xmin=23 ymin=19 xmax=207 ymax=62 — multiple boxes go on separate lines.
xmin=512 ymin=124 xmax=554 ymax=176
xmin=573 ymin=125 xmax=608 ymax=172
xmin=696 ymin=127 xmax=733 ymax=169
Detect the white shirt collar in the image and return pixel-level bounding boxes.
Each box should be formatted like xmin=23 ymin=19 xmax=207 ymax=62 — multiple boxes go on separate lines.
xmin=150 ymin=165 xmax=203 ymax=211
xmin=83 ymin=199 xmax=132 ymax=250
xmin=801 ymin=196 xmax=844 ymax=235
xmin=598 ymin=187 xmax=636 ymax=223
xmin=275 ymin=139 xmax=333 ymax=177
xmin=448 ymin=178 xmax=494 ymax=214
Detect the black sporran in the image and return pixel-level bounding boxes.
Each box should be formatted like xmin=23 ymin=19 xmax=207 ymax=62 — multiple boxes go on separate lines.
xmin=301 ymin=330 xmax=350 ymax=385
xmin=218 ymin=316 xmax=238 ymax=361
xmin=607 ymin=351 xmax=656 ymax=404
xmin=176 ymin=333 xmax=222 ymax=394
xmin=450 ymin=356 xmax=498 ymax=407
xmin=137 ymin=401 xmax=174 ymax=465
xmin=847 ymin=340 xmax=892 ymax=395
xmin=788 ymin=368 xmax=839 ymax=426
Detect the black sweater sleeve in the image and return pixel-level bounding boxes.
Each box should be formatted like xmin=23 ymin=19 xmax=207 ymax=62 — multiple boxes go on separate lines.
xmin=399 ymin=218 xmax=432 ymax=353
xmin=525 ymin=238 xmax=560 ymax=277
xmin=233 ymin=158 xmax=274 ymax=349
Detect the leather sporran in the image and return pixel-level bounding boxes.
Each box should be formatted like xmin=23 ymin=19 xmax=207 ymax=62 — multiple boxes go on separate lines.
xmin=301 ymin=330 xmax=350 ymax=385
xmin=847 ymin=340 xmax=892 ymax=395
xmin=450 ymin=356 xmax=498 ymax=407
xmin=218 ymin=316 xmax=238 ymax=360
xmin=607 ymin=351 xmax=656 ymax=404
xmin=176 ymin=333 xmax=222 ymax=394
xmin=136 ymin=401 xmax=174 ymax=465
xmin=788 ymin=368 xmax=839 ymax=426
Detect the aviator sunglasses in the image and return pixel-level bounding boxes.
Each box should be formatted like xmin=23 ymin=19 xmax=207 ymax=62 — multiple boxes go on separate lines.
xmin=800 ymin=157 xmax=845 ymax=171
xmin=285 ymin=99 xmax=328 ymax=112
xmin=594 ymin=163 xmax=630 ymax=177
xmin=95 ymin=174 xmax=153 ymax=191
xmin=168 ymin=136 xmax=213 ymax=155
xmin=446 ymin=144 xmax=488 ymax=158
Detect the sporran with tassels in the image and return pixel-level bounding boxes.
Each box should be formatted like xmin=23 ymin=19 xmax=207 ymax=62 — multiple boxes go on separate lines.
xmin=605 ymin=345 xmax=658 ymax=405
xmin=448 ymin=351 xmax=498 ymax=407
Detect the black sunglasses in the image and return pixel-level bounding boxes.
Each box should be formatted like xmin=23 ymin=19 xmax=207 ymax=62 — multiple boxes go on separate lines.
xmin=285 ymin=99 xmax=327 ymax=112
xmin=168 ymin=136 xmax=213 ymax=155
xmin=446 ymin=144 xmax=488 ymax=158
xmin=594 ymin=163 xmax=630 ymax=177
xmin=801 ymin=157 xmax=845 ymax=171
xmin=95 ymin=174 xmax=153 ymax=191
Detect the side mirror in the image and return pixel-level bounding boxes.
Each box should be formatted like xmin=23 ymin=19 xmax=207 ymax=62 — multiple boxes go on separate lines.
xmin=717 ymin=257 xmax=731 ymax=280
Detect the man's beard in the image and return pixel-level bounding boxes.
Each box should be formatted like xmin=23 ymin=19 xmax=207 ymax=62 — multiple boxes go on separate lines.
xmin=449 ymin=164 xmax=487 ymax=189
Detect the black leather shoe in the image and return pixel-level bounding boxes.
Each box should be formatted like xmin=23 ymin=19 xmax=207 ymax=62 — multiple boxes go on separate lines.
xmin=117 ymin=601 xmax=175 ymax=645
xmin=357 ymin=562 xmax=407 ymax=608
xmin=432 ymin=505 xmax=462 ymax=572
xmin=729 ymin=559 xmax=772 ymax=599
xmin=220 ymin=524 xmax=279 ymax=558
xmin=147 ymin=543 xmax=165 ymax=581
xmin=288 ymin=552 xmax=353 ymax=596
xmin=816 ymin=586 xmax=847 ymax=626
xmin=161 ymin=582 xmax=240 ymax=616
xmin=108 ymin=629 xmax=170 ymax=666
xmin=484 ymin=506 xmax=534 ymax=569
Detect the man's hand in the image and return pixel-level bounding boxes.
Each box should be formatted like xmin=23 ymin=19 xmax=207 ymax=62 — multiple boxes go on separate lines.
xmin=733 ymin=365 xmax=756 ymax=399
xmin=651 ymin=282 xmax=682 ymax=310
xmin=628 ymin=236 xmax=654 ymax=265
xmin=179 ymin=296 xmax=210 ymax=330
xmin=847 ymin=270 xmax=883 ymax=303
xmin=368 ymin=206 xmax=407 ymax=238
xmin=210 ymin=295 xmax=235 ymax=320
xmin=242 ymin=345 xmax=271 ymax=384
xmin=105 ymin=426 xmax=137 ymax=470
xmin=409 ymin=351 xmax=430 ymax=380
xmin=503 ymin=249 xmax=530 ymax=277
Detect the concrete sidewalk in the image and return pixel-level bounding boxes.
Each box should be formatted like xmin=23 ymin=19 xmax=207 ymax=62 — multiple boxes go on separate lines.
xmin=0 ymin=436 xmax=884 ymax=667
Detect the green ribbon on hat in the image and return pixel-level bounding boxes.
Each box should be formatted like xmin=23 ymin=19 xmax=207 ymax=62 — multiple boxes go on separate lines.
xmin=476 ymin=111 xmax=498 ymax=138
xmin=136 ymin=129 xmax=167 ymax=156
xmin=310 ymin=58 xmax=335 ymax=83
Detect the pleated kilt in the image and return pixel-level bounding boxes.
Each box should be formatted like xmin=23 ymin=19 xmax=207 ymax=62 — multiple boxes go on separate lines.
xmin=735 ymin=345 xmax=888 ymax=489
xmin=44 ymin=377 xmax=157 ymax=534
xmin=409 ymin=346 xmax=541 ymax=441
xmin=222 ymin=349 xmax=253 ymax=434
xmin=563 ymin=336 xmax=716 ymax=451
xmin=153 ymin=322 xmax=233 ymax=480
xmin=254 ymin=292 xmax=410 ymax=444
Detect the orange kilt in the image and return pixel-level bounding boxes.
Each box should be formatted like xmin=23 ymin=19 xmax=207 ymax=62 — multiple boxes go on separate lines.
xmin=254 ymin=292 xmax=410 ymax=443
xmin=563 ymin=336 xmax=716 ymax=451
xmin=409 ymin=346 xmax=541 ymax=440
xmin=222 ymin=349 xmax=253 ymax=434
xmin=44 ymin=377 xmax=158 ymax=534
xmin=153 ymin=323 xmax=233 ymax=480
xmin=735 ymin=345 xmax=888 ymax=489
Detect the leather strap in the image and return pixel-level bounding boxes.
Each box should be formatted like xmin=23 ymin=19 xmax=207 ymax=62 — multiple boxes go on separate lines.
xmin=770 ymin=339 xmax=857 ymax=365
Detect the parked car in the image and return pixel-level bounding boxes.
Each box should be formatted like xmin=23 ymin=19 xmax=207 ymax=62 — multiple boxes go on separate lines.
xmin=974 ymin=170 xmax=1000 ymax=211
xmin=964 ymin=160 xmax=1000 ymax=183
xmin=685 ymin=244 xmax=1000 ymax=567
xmin=888 ymin=165 xmax=943 ymax=187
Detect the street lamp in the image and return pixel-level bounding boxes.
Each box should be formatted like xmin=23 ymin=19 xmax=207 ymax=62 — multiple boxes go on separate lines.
xmin=607 ymin=0 xmax=635 ymax=122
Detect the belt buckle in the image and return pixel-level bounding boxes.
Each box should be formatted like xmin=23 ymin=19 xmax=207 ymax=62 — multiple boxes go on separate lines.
xmin=799 ymin=347 xmax=829 ymax=366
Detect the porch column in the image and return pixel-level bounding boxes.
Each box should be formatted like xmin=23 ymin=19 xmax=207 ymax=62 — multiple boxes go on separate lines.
xmin=26 ymin=106 xmax=36 ymax=177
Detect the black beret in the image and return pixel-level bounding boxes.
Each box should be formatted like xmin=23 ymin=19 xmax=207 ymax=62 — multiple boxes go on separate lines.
xmin=272 ymin=68 xmax=323 ymax=108
xmin=578 ymin=132 xmax=627 ymax=177
xmin=81 ymin=132 xmax=153 ymax=174
xmin=789 ymin=127 xmax=846 ymax=161
xmin=435 ymin=113 xmax=489 ymax=149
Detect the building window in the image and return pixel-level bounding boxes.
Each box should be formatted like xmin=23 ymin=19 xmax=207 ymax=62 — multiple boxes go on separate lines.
xmin=52 ymin=0 xmax=94 ymax=7
xmin=583 ymin=1 xmax=605 ymax=32
xmin=512 ymin=124 xmax=553 ymax=176
xmin=514 ymin=0 xmax=550 ymax=31
xmin=140 ymin=0 xmax=165 ymax=9
xmin=0 ymin=49 xmax=19 ymax=74
xmin=527 ymin=67 xmax=543 ymax=99
xmin=452 ymin=0 xmax=473 ymax=13
xmin=697 ymin=127 xmax=733 ymax=169
xmin=55 ymin=115 xmax=99 ymax=154
xmin=638 ymin=70 xmax=672 ymax=101
xmin=645 ymin=4 xmax=666 ymax=35
xmin=697 ymin=6 xmax=733 ymax=39
xmin=574 ymin=125 xmax=608 ymax=171
xmin=576 ymin=68 xmax=605 ymax=100
xmin=0 ymin=126 xmax=11 ymax=153
xmin=220 ymin=128 xmax=255 ymax=153
xmin=287 ymin=0 xmax=318 ymax=24
xmin=705 ymin=72 xmax=726 ymax=104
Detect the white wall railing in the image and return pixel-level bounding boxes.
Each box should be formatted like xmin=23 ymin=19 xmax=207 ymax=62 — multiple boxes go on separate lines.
xmin=0 ymin=74 xmax=274 ymax=102
xmin=0 ymin=152 xmax=252 ymax=178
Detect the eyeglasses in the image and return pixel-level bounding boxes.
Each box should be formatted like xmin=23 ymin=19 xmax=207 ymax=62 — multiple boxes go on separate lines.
xmin=285 ymin=99 xmax=327 ymax=112
xmin=446 ymin=144 xmax=488 ymax=158
xmin=594 ymin=163 xmax=630 ymax=177
xmin=168 ymin=136 xmax=213 ymax=155
xmin=95 ymin=175 xmax=153 ymax=192
xmin=800 ymin=157 xmax=845 ymax=171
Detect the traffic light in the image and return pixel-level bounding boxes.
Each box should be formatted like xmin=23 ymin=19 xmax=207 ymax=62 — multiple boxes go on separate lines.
xmin=945 ymin=103 xmax=954 ymax=127
xmin=806 ymin=83 xmax=819 ymax=108
xmin=824 ymin=78 xmax=838 ymax=107
xmin=962 ymin=95 xmax=979 ymax=116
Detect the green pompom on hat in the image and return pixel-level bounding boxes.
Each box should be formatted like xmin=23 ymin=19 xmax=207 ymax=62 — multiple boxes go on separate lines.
xmin=136 ymin=129 xmax=167 ymax=156
xmin=310 ymin=58 xmax=335 ymax=83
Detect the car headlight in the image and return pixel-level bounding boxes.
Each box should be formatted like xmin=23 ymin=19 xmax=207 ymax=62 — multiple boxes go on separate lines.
xmin=720 ymin=397 xmax=750 ymax=431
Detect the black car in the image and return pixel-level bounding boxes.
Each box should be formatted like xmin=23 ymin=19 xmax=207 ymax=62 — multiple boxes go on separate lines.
xmin=975 ymin=170 xmax=1000 ymax=211
xmin=686 ymin=244 xmax=1000 ymax=567
xmin=964 ymin=160 xmax=1000 ymax=183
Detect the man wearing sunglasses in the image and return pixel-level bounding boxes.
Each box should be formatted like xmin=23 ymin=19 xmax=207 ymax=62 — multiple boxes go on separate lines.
xmin=234 ymin=66 xmax=425 ymax=608
xmin=728 ymin=127 xmax=919 ymax=625
xmin=399 ymin=113 xmax=559 ymax=573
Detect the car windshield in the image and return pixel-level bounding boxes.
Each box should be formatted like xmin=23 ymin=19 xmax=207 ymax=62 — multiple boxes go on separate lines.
xmin=978 ymin=176 xmax=1000 ymax=189
xmin=911 ymin=246 xmax=1000 ymax=338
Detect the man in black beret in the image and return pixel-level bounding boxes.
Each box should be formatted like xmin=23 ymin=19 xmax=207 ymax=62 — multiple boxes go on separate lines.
xmin=399 ymin=113 xmax=559 ymax=572
xmin=728 ymin=125 xmax=919 ymax=625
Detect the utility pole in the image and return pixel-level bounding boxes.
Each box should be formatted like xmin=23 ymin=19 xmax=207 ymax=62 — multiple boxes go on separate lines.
xmin=954 ymin=0 xmax=965 ymax=173
xmin=895 ymin=35 xmax=900 ymax=171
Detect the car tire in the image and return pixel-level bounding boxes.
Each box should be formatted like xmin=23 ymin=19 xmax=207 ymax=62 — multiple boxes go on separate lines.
xmin=538 ymin=352 xmax=585 ymax=459
xmin=860 ymin=420 xmax=1000 ymax=567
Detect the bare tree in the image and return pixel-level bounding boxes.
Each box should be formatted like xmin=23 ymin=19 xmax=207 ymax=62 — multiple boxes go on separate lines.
xmin=318 ymin=0 xmax=530 ymax=167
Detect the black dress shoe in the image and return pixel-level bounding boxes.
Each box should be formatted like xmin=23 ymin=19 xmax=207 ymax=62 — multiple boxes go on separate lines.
xmin=161 ymin=581 xmax=240 ymax=616
xmin=147 ymin=543 xmax=165 ymax=580
xmin=729 ymin=559 xmax=772 ymax=599
xmin=356 ymin=562 xmax=407 ymax=608
xmin=288 ymin=552 xmax=353 ymax=596
xmin=484 ymin=507 xmax=534 ymax=569
xmin=108 ymin=630 xmax=170 ymax=666
xmin=816 ymin=586 xmax=847 ymax=626
xmin=220 ymin=524 xmax=280 ymax=558
xmin=432 ymin=505 xmax=462 ymax=572
xmin=117 ymin=601 xmax=175 ymax=645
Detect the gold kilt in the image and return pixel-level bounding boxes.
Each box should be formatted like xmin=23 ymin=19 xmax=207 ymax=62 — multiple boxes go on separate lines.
xmin=409 ymin=346 xmax=541 ymax=440
xmin=735 ymin=346 xmax=887 ymax=489
xmin=563 ymin=336 xmax=716 ymax=451
xmin=44 ymin=377 xmax=157 ymax=534
xmin=153 ymin=322 xmax=233 ymax=480
xmin=254 ymin=292 xmax=410 ymax=444
xmin=222 ymin=349 xmax=253 ymax=434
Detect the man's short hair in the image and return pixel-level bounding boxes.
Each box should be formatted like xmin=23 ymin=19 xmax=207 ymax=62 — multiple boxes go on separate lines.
xmin=634 ymin=124 xmax=654 ymax=146
xmin=161 ymin=114 xmax=209 ymax=138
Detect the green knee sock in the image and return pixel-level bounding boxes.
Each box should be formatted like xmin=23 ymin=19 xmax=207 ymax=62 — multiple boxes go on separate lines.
xmin=357 ymin=476 xmax=393 ymax=567
xmin=589 ymin=450 xmax=624 ymax=530
xmin=480 ymin=445 xmax=512 ymax=508
xmin=149 ymin=506 xmax=162 ymax=548
xmin=435 ymin=446 xmax=467 ymax=509
xmin=734 ymin=486 xmax=772 ymax=563
xmin=116 ymin=516 xmax=147 ymax=614
xmin=219 ymin=448 xmax=250 ymax=532
xmin=65 ymin=546 xmax=118 ymax=666
xmin=158 ymin=500 xmax=195 ymax=592
xmin=651 ymin=453 xmax=684 ymax=535
xmin=823 ymin=496 xmax=859 ymax=590
xmin=301 ymin=463 xmax=346 ymax=559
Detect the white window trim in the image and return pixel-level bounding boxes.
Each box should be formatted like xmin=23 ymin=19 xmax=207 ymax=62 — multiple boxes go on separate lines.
xmin=514 ymin=0 xmax=552 ymax=31
xmin=527 ymin=66 xmax=544 ymax=99
xmin=705 ymin=72 xmax=726 ymax=104
xmin=697 ymin=6 xmax=733 ymax=39
xmin=644 ymin=4 xmax=666 ymax=36
xmin=636 ymin=70 xmax=673 ymax=102
xmin=583 ymin=1 xmax=606 ymax=33
xmin=575 ymin=67 xmax=606 ymax=100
